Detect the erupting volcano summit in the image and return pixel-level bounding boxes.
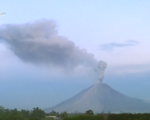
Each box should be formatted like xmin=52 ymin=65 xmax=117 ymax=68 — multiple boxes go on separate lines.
xmin=44 ymin=61 xmax=150 ymax=113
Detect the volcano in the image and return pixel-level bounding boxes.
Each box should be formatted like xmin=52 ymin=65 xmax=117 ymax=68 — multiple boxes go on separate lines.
xmin=44 ymin=83 xmax=150 ymax=113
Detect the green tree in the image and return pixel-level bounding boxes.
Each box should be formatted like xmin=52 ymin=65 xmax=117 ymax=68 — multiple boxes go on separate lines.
xmin=30 ymin=107 xmax=45 ymax=118
xmin=21 ymin=109 xmax=30 ymax=118
xmin=60 ymin=111 xmax=68 ymax=119
xmin=85 ymin=109 xmax=94 ymax=115
xmin=48 ymin=110 xmax=57 ymax=116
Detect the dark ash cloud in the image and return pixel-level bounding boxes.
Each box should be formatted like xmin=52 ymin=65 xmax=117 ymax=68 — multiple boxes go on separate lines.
xmin=100 ymin=40 xmax=139 ymax=51
xmin=0 ymin=19 xmax=97 ymax=70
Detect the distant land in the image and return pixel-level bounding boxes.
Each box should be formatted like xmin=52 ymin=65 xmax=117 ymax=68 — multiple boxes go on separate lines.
xmin=44 ymin=83 xmax=150 ymax=113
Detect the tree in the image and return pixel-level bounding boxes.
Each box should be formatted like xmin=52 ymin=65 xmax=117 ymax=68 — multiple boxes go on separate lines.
xmin=49 ymin=110 xmax=57 ymax=116
xmin=30 ymin=107 xmax=45 ymax=118
xmin=85 ymin=109 xmax=94 ymax=115
xmin=21 ymin=109 xmax=30 ymax=118
xmin=0 ymin=106 xmax=5 ymax=113
xmin=60 ymin=111 xmax=68 ymax=119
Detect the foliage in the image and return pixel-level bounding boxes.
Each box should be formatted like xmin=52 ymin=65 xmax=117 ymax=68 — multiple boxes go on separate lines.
xmin=46 ymin=110 xmax=59 ymax=117
xmin=59 ymin=111 xmax=68 ymax=118
xmin=30 ymin=107 xmax=45 ymax=118
xmin=107 ymin=113 xmax=150 ymax=120
xmin=1 ymin=106 xmax=150 ymax=120
xmin=85 ymin=109 xmax=94 ymax=115
xmin=0 ymin=106 xmax=45 ymax=120
xmin=64 ymin=114 xmax=104 ymax=120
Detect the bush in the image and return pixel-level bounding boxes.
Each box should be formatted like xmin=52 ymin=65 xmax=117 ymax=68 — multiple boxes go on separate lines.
xmin=64 ymin=114 xmax=104 ymax=120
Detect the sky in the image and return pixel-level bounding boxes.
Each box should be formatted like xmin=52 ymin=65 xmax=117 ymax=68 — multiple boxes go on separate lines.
xmin=0 ymin=0 xmax=150 ymax=110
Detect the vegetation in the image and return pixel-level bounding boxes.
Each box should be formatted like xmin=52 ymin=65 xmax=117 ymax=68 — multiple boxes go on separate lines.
xmin=64 ymin=114 xmax=104 ymax=120
xmin=0 ymin=106 xmax=45 ymax=120
xmin=1 ymin=106 xmax=150 ymax=120
xmin=107 ymin=113 xmax=150 ymax=120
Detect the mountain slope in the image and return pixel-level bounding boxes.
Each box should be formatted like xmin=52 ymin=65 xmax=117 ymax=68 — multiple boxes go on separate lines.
xmin=44 ymin=83 xmax=150 ymax=113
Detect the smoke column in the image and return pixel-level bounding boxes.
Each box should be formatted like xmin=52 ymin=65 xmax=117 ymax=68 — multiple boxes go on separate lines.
xmin=0 ymin=19 xmax=98 ymax=70
xmin=95 ymin=60 xmax=107 ymax=83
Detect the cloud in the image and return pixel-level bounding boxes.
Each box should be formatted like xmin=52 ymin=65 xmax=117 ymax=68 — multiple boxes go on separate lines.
xmin=0 ymin=19 xmax=98 ymax=72
xmin=100 ymin=40 xmax=139 ymax=51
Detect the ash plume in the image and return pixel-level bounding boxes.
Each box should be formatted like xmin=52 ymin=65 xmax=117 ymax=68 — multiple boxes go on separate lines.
xmin=94 ymin=61 xmax=107 ymax=83
xmin=0 ymin=19 xmax=98 ymax=70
